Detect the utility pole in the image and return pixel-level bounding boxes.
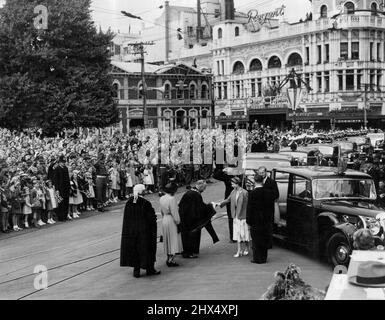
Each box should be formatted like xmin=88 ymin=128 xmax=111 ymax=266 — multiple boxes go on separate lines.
xmin=197 ymin=0 xmax=201 ymax=42
xmin=126 ymin=42 xmax=154 ymax=127
xmin=364 ymin=83 xmax=368 ymax=130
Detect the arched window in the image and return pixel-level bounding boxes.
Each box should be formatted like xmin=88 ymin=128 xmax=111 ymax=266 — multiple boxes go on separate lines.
xmin=201 ymin=109 xmax=208 ymax=128
xmin=201 ymin=84 xmax=208 ymax=99
xmin=235 ymin=26 xmax=240 ymax=37
xmin=189 ymin=83 xmax=197 ymax=99
xmin=287 ymin=53 xmax=303 ymax=67
xmin=112 ymin=83 xmax=119 ymax=98
xmin=218 ymin=28 xmax=222 ymax=39
xmin=176 ymin=110 xmax=186 ymax=128
xmin=268 ymin=56 xmax=282 ymax=69
xmin=232 ymin=61 xmax=245 ymax=74
xmin=163 ymin=109 xmax=172 ymax=130
xmin=371 ymin=2 xmax=378 ymax=16
xmin=164 ymin=83 xmax=171 ymax=99
xmin=249 ymin=59 xmax=263 ymax=72
xmin=189 ymin=109 xmax=198 ymax=128
xmin=344 ymin=1 xmax=355 ymax=14
xmin=320 ymin=5 xmax=328 ymax=18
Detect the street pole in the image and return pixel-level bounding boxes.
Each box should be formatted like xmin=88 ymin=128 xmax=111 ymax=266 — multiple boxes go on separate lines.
xmin=140 ymin=44 xmax=149 ymax=127
xmin=126 ymin=42 xmax=154 ymax=128
xmin=364 ymin=83 xmax=367 ymax=130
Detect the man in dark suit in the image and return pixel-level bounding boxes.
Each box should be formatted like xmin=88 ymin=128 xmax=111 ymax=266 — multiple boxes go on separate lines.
xmin=52 ymin=155 xmax=70 ymax=221
xmin=213 ymin=164 xmax=235 ymax=243
xmin=247 ymin=174 xmax=274 ymax=264
xmin=257 ymin=166 xmax=279 ymax=248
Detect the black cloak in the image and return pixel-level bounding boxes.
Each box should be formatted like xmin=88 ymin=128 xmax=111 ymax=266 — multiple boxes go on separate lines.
xmin=120 ymin=196 xmax=157 ymax=269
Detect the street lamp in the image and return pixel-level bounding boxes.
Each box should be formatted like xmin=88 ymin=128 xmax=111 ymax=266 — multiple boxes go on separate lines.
xmin=277 ymin=68 xmax=312 ymax=130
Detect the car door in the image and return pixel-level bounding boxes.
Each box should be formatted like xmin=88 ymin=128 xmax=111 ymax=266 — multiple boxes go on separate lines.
xmin=286 ymin=174 xmax=316 ymax=247
xmin=272 ymin=170 xmax=289 ymax=224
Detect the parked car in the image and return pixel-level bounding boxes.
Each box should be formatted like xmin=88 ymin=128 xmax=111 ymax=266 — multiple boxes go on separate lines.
xmin=271 ymin=166 xmax=385 ymax=267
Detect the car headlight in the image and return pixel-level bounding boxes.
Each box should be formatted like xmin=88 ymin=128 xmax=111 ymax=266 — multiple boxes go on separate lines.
xmin=359 ymin=216 xmax=382 ymax=236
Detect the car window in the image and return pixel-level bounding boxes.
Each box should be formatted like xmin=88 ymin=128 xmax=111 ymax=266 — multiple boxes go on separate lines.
xmin=275 ymin=172 xmax=289 ymax=181
xmin=312 ymin=179 xmax=377 ymax=200
xmin=290 ymin=175 xmax=312 ymax=200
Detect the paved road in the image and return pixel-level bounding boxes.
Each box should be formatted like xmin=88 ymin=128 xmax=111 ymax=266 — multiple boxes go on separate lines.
xmin=0 ymin=181 xmax=333 ymax=300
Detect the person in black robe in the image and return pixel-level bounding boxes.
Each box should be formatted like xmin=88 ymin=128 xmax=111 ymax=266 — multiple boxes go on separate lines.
xmin=52 ymin=155 xmax=70 ymax=222
xmin=246 ymin=174 xmax=274 ymax=264
xmin=256 ymin=166 xmax=279 ymax=249
xmin=179 ymin=180 xmax=218 ymax=258
xmin=120 ymin=184 xmax=160 ymax=278
xmin=213 ymin=164 xmax=235 ymax=243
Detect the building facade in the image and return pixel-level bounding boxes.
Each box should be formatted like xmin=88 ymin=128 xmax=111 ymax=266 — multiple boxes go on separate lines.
xmin=110 ymin=61 xmax=213 ymax=133
xmin=211 ymin=0 xmax=385 ymax=129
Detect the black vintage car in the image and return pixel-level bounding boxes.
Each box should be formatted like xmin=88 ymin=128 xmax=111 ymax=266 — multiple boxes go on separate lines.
xmin=272 ymin=167 xmax=385 ymax=267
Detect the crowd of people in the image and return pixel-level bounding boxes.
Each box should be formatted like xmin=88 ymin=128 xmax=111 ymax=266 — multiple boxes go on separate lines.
xmin=0 ymin=124 xmax=384 ymax=236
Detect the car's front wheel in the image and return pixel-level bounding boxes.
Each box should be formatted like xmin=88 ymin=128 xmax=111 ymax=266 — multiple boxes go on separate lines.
xmin=326 ymin=233 xmax=351 ymax=267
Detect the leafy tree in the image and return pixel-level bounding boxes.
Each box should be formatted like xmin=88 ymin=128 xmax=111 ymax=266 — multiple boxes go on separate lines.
xmin=0 ymin=0 xmax=118 ymax=136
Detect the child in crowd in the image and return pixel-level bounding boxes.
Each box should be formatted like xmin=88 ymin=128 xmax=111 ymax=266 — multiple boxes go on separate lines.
xmin=45 ymin=180 xmax=57 ymax=224
xmin=143 ymin=164 xmax=154 ymax=194
xmin=23 ymin=186 xmax=32 ymax=228
xmin=31 ymin=179 xmax=45 ymax=227
xmin=69 ymin=170 xmax=83 ymax=219
xmin=85 ymin=171 xmax=95 ymax=211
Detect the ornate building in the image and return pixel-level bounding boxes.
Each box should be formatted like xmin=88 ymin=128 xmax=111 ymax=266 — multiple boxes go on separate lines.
xmin=110 ymin=61 xmax=213 ymax=132
xmin=211 ymin=0 xmax=385 ymax=129
xmin=169 ymin=0 xmax=385 ymax=129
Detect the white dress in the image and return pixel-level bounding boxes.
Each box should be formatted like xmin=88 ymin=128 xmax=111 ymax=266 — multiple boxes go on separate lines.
xmin=143 ymin=168 xmax=154 ymax=185
xmin=232 ymin=190 xmax=251 ymax=242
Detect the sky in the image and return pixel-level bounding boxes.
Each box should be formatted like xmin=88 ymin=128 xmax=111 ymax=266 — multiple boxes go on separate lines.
xmin=90 ymin=0 xmax=312 ymax=33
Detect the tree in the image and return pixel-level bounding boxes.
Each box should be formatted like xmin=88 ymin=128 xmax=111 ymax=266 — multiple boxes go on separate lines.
xmin=0 ymin=0 xmax=118 ymax=136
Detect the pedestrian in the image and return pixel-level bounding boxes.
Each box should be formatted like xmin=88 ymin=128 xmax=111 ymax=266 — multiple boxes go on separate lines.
xmin=213 ymin=164 xmax=235 ymax=243
xmin=178 ymin=180 xmax=217 ymax=258
xmin=246 ymin=174 xmax=274 ymax=264
xmin=94 ymin=153 xmax=108 ymax=211
xmin=0 ymin=178 xmax=10 ymax=233
xmin=22 ymin=186 xmax=33 ymax=229
xmin=45 ymin=180 xmax=57 ymax=224
xmin=160 ymin=182 xmax=183 ymax=267
xmin=84 ymin=170 xmax=96 ymax=211
xmin=143 ymin=164 xmax=154 ymax=194
xmin=257 ymin=166 xmax=279 ymax=248
xmin=52 ymin=155 xmax=71 ymax=221
xmin=219 ymin=176 xmax=250 ymax=257
xmin=109 ymin=162 xmax=120 ymax=202
xmin=69 ymin=170 xmax=83 ymax=219
xmin=120 ymin=184 xmax=160 ymax=278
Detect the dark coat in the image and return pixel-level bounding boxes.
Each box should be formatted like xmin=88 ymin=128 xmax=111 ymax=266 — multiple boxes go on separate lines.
xmin=213 ymin=165 xmax=233 ymax=198
xmin=246 ymin=187 xmax=273 ymax=249
xmin=179 ymin=189 xmax=216 ymax=255
xmin=264 ymin=177 xmax=279 ymax=215
xmin=120 ymin=196 xmax=157 ymax=268
xmin=53 ymin=164 xmax=70 ymax=198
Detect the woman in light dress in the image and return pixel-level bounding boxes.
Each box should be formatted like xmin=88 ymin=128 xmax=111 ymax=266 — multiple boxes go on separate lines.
xmin=143 ymin=164 xmax=154 ymax=194
xmin=159 ymin=183 xmax=182 ymax=267
xmin=219 ymin=176 xmax=250 ymax=257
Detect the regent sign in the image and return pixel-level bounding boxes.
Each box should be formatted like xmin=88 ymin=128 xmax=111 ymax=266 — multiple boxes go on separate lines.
xmin=247 ymin=5 xmax=286 ymax=26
